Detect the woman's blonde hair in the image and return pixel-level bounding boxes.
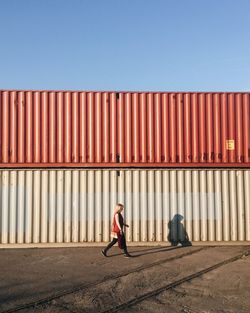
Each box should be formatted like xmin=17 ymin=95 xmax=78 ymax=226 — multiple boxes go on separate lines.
xmin=114 ymin=203 xmax=124 ymax=213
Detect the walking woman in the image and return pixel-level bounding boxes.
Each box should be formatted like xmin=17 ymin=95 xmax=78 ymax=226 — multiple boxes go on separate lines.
xmin=102 ymin=203 xmax=132 ymax=258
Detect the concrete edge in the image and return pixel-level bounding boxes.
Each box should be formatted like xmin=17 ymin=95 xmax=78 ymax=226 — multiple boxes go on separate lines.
xmin=0 ymin=242 xmax=250 ymax=249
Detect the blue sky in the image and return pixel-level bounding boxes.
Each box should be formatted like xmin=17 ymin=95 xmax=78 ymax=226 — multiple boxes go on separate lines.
xmin=0 ymin=0 xmax=250 ymax=92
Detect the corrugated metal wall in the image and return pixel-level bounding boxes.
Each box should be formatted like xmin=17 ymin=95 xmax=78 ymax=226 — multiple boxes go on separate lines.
xmin=1 ymin=169 xmax=249 ymax=245
xmin=1 ymin=90 xmax=250 ymax=167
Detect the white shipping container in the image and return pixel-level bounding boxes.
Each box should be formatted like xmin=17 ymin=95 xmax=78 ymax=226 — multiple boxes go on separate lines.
xmin=0 ymin=169 xmax=250 ymax=246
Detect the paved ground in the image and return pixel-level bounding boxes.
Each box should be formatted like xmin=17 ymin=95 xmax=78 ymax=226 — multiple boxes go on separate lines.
xmin=0 ymin=245 xmax=249 ymax=313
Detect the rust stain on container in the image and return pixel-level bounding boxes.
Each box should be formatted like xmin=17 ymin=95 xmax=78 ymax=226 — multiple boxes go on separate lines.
xmin=0 ymin=90 xmax=250 ymax=167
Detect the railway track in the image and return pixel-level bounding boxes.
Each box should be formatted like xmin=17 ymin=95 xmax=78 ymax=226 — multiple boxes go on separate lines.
xmin=2 ymin=246 xmax=208 ymax=313
xmin=101 ymin=249 xmax=250 ymax=313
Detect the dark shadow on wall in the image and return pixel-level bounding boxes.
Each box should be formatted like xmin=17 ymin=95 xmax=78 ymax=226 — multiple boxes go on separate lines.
xmin=168 ymin=214 xmax=192 ymax=247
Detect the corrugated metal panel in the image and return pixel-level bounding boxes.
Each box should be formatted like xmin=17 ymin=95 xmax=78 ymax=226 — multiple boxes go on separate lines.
xmin=0 ymin=169 xmax=250 ymax=245
xmin=1 ymin=91 xmax=250 ymax=167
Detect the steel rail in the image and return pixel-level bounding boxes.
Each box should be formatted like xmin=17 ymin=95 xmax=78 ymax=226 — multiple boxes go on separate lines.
xmin=102 ymin=250 xmax=250 ymax=313
xmin=2 ymin=247 xmax=209 ymax=313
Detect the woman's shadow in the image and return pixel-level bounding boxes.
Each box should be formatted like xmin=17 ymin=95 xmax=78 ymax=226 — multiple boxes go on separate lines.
xmin=168 ymin=214 xmax=192 ymax=247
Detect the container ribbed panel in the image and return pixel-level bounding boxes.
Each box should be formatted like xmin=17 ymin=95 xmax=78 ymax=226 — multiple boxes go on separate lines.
xmin=1 ymin=169 xmax=250 ymax=245
xmin=1 ymin=91 xmax=250 ymax=167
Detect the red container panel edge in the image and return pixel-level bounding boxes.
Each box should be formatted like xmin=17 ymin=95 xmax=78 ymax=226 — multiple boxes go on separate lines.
xmin=0 ymin=90 xmax=250 ymax=167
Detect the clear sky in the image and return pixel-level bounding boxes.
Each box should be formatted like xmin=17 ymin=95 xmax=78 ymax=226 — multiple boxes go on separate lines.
xmin=0 ymin=0 xmax=250 ymax=92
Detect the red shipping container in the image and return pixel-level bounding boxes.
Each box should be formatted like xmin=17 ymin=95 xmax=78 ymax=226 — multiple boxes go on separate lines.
xmin=0 ymin=90 xmax=250 ymax=168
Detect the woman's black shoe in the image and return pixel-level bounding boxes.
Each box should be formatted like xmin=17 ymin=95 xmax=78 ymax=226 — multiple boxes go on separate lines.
xmin=124 ymin=253 xmax=132 ymax=258
xmin=101 ymin=250 xmax=107 ymax=257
